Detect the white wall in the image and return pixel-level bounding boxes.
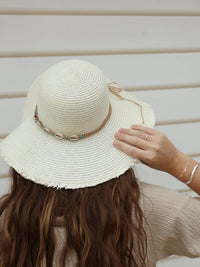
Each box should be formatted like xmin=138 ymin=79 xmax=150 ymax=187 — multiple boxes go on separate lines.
xmin=0 ymin=1 xmax=200 ymax=265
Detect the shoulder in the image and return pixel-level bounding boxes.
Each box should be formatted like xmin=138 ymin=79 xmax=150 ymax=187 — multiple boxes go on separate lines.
xmin=138 ymin=181 xmax=200 ymax=229
xmin=138 ymin=181 xmax=200 ymax=240
xmin=138 ymin=181 xmax=196 ymax=212
xmin=138 ymin=182 xmax=200 ymax=259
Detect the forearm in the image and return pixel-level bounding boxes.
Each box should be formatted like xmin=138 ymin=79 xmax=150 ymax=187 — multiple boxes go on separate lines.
xmin=168 ymin=151 xmax=200 ymax=195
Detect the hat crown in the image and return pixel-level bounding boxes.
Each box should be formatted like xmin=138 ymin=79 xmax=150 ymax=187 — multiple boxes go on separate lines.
xmin=38 ymin=60 xmax=110 ymax=136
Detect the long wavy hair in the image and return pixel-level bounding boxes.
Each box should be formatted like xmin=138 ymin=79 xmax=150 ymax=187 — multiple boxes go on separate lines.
xmin=0 ymin=166 xmax=148 ymax=267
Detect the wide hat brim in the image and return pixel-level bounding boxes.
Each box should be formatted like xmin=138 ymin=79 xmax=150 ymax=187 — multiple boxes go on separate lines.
xmin=0 ymin=74 xmax=156 ymax=189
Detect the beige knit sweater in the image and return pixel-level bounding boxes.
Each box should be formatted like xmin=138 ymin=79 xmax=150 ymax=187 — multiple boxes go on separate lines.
xmin=1 ymin=182 xmax=200 ymax=266
xmin=53 ymin=181 xmax=200 ymax=266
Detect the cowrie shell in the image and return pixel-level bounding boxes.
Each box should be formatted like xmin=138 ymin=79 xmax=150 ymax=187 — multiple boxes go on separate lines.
xmin=69 ymin=135 xmax=79 ymax=141
xmin=43 ymin=127 xmax=51 ymax=134
xmin=55 ymin=133 xmax=65 ymax=139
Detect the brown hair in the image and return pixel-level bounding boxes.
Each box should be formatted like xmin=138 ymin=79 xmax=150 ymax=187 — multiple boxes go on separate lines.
xmin=0 ymin=166 xmax=148 ymax=267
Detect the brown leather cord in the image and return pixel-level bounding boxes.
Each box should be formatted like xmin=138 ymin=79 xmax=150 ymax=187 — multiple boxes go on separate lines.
xmin=108 ymin=82 xmax=144 ymax=124
xmin=33 ymin=81 xmax=144 ymax=141
xmin=34 ymin=101 xmax=112 ymax=141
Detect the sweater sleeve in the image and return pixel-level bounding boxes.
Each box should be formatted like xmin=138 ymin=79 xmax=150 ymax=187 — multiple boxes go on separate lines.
xmin=139 ymin=182 xmax=200 ymax=261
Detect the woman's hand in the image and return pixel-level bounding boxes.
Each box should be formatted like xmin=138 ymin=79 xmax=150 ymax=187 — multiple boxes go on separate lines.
xmin=113 ymin=124 xmax=183 ymax=174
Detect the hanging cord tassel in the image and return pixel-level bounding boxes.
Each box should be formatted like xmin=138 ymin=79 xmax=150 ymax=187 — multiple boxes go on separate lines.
xmin=107 ymin=81 xmax=144 ymax=124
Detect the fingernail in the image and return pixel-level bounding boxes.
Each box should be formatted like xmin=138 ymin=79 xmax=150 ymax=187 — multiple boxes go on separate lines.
xmin=119 ymin=128 xmax=124 ymax=133
xmin=113 ymin=140 xmax=119 ymax=146
xmin=114 ymin=132 xmax=120 ymax=138
xmin=131 ymin=124 xmax=136 ymax=129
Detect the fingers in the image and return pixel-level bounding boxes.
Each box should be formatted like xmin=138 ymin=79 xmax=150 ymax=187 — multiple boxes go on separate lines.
xmin=113 ymin=124 xmax=170 ymax=170
xmin=113 ymin=138 xmax=148 ymax=160
xmin=130 ymin=124 xmax=157 ymax=136
xmin=112 ymin=124 xmax=158 ymax=163
xmin=119 ymin=128 xmax=151 ymax=141
xmin=114 ymin=130 xmax=151 ymax=150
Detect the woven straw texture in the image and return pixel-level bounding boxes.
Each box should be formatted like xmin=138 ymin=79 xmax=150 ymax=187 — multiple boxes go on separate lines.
xmin=0 ymin=59 xmax=156 ymax=189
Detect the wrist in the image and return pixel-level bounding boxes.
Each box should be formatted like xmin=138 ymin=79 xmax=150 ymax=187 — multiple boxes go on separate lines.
xmin=168 ymin=150 xmax=199 ymax=184
xmin=167 ymin=150 xmax=189 ymax=179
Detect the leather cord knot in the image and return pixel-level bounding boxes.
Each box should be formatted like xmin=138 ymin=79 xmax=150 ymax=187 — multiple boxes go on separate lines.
xmin=107 ymin=81 xmax=144 ymax=124
xmin=107 ymin=81 xmax=123 ymax=100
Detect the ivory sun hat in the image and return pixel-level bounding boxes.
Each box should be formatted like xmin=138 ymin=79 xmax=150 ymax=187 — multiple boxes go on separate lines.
xmin=0 ymin=59 xmax=155 ymax=189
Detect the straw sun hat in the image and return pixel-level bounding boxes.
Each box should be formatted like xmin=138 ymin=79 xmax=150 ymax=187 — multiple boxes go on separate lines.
xmin=0 ymin=59 xmax=155 ymax=189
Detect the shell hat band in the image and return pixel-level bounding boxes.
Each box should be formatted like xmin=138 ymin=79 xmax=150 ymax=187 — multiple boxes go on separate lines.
xmin=34 ymin=81 xmax=145 ymax=141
